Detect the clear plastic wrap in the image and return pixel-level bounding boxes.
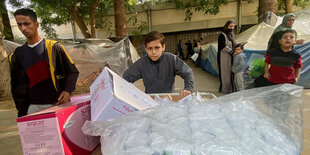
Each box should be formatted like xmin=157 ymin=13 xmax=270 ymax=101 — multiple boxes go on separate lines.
xmin=84 ymin=84 xmax=303 ymax=155
xmin=2 ymin=37 xmax=140 ymax=78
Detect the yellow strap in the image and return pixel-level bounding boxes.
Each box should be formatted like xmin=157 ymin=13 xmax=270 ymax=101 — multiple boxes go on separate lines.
xmin=8 ymin=53 xmax=13 ymax=64
xmin=45 ymin=39 xmax=58 ymax=91
xmin=60 ymin=44 xmax=74 ymax=64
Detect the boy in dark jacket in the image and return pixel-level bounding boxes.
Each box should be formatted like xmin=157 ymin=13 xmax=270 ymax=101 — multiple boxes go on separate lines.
xmin=123 ymin=31 xmax=194 ymax=95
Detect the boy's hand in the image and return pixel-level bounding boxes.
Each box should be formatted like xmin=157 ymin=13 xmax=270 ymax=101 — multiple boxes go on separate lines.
xmin=294 ymin=77 xmax=299 ymax=84
xmin=57 ymin=91 xmax=70 ymax=105
xmin=180 ymin=89 xmax=192 ymax=96
xmin=295 ymin=39 xmax=304 ymax=45
xmin=263 ymin=72 xmax=270 ymax=79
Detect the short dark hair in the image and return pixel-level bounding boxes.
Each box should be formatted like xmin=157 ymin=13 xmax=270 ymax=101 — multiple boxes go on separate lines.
xmin=235 ymin=43 xmax=244 ymax=50
xmin=14 ymin=8 xmax=37 ymax=22
xmin=280 ymin=29 xmax=297 ymax=39
xmin=144 ymin=31 xmax=164 ymax=46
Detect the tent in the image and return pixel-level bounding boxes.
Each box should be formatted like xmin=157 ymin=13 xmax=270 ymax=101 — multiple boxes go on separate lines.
xmin=198 ymin=9 xmax=310 ymax=88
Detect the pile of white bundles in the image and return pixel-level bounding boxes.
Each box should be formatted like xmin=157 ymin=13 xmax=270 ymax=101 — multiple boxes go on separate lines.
xmin=83 ymin=84 xmax=304 ymax=155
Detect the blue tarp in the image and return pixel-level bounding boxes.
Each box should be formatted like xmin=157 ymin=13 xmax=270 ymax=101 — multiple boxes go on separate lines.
xmin=197 ymin=45 xmax=219 ymax=77
xmin=197 ymin=58 xmax=219 ymax=77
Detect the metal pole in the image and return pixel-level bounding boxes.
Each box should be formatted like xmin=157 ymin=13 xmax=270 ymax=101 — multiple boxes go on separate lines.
xmin=147 ymin=9 xmax=152 ymax=32
xmin=237 ymin=0 xmax=242 ymax=33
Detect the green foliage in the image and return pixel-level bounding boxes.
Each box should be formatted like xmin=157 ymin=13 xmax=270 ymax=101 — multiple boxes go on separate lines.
xmin=8 ymin=0 xmax=148 ymax=38
xmin=95 ymin=0 xmax=114 ymax=37
xmin=2 ymin=28 xmax=14 ymax=40
xmin=7 ymin=0 xmax=24 ymax=8
xmin=127 ymin=14 xmax=148 ymax=39
xmin=9 ymin=0 xmax=113 ymax=38
xmin=29 ymin=0 xmax=71 ymax=38
xmin=278 ymin=0 xmax=310 ymax=15
xmin=164 ymin=0 xmax=255 ymax=21
xmin=294 ymin=0 xmax=310 ymax=7
xmin=173 ymin=0 xmax=229 ymax=21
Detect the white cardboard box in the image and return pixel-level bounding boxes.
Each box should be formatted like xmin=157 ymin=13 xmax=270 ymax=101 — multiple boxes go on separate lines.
xmin=90 ymin=67 xmax=159 ymax=121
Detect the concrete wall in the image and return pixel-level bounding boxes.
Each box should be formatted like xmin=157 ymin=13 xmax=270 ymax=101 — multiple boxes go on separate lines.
xmin=97 ymin=0 xmax=258 ymax=37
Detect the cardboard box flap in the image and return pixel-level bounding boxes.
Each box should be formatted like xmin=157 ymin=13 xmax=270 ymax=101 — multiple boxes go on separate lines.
xmin=107 ymin=68 xmax=158 ymax=110
xmin=90 ymin=67 xmax=159 ymax=121
xmin=90 ymin=68 xmax=114 ymax=121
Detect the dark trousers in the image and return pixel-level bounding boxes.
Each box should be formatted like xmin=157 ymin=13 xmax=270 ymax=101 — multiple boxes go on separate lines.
xmin=186 ymin=50 xmax=193 ymax=59
xmin=254 ymin=74 xmax=276 ymax=88
xmin=178 ymin=50 xmax=184 ymax=60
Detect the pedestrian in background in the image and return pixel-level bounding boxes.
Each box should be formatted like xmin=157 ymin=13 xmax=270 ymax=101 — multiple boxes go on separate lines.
xmin=178 ymin=40 xmax=185 ymax=60
xmin=217 ymin=20 xmax=236 ymax=93
xmin=185 ymin=40 xmax=193 ymax=59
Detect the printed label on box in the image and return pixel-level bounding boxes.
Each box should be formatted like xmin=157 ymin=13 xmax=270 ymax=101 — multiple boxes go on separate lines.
xmin=17 ymin=117 xmax=64 ymax=154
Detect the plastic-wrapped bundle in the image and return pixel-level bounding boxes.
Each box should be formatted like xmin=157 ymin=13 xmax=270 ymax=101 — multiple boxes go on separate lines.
xmin=83 ymin=84 xmax=303 ymax=155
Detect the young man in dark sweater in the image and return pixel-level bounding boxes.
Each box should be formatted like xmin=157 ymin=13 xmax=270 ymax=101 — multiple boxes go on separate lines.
xmin=9 ymin=8 xmax=79 ymax=117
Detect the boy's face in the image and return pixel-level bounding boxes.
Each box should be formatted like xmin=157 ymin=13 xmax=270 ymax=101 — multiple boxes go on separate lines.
xmin=279 ymin=32 xmax=296 ymax=49
xmin=235 ymin=47 xmax=242 ymax=54
xmin=15 ymin=15 xmax=39 ymax=39
xmin=146 ymin=39 xmax=165 ymax=61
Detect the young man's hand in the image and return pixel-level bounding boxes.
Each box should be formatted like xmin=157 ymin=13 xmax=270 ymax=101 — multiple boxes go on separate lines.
xmin=180 ymin=89 xmax=192 ymax=96
xmin=57 ymin=91 xmax=70 ymax=105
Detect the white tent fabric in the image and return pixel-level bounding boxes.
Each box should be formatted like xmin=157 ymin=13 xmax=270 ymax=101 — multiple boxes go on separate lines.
xmin=203 ymin=9 xmax=310 ymax=51
xmin=236 ymin=14 xmax=310 ymax=50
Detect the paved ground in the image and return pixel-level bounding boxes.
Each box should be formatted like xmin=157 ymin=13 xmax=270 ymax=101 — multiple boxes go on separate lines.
xmin=0 ymin=60 xmax=309 ymax=154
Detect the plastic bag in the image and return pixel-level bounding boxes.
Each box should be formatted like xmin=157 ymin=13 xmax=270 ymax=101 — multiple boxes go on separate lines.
xmin=191 ymin=53 xmax=199 ymax=61
xmin=249 ymin=58 xmax=265 ymax=79
xmin=83 ymin=84 xmax=303 ymax=155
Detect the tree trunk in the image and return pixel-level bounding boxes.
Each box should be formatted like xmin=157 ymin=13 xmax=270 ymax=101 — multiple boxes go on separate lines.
xmin=113 ymin=0 xmax=131 ymax=66
xmin=67 ymin=0 xmax=91 ymax=39
xmin=0 ymin=0 xmax=13 ymax=40
xmin=284 ymin=0 xmax=294 ymax=13
xmin=114 ymin=0 xmax=128 ymax=41
xmin=90 ymin=0 xmax=99 ymax=38
xmin=69 ymin=9 xmax=91 ymax=39
xmin=0 ymin=39 xmax=11 ymax=97
xmin=258 ymin=0 xmax=278 ymax=23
